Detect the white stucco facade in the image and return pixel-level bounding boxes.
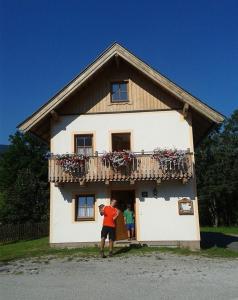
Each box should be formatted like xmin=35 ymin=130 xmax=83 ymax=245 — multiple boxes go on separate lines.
xmin=50 ymin=111 xmax=191 ymax=153
xmin=50 ymin=110 xmax=200 ymax=248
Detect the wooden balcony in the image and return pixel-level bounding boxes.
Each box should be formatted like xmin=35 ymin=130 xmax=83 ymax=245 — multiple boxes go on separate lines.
xmin=48 ymin=152 xmax=194 ymax=184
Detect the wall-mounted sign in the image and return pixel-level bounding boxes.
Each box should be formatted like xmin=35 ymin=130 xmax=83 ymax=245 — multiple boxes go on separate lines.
xmin=178 ymin=198 xmax=194 ymax=215
xmin=141 ymin=191 xmax=148 ymax=197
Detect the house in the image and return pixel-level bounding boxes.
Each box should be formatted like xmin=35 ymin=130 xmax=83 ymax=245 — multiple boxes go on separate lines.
xmin=18 ymin=43 xmax=224 ymax=250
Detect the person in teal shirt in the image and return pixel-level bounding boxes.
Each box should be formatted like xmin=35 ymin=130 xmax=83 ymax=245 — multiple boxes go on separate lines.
xmin=123 ymin=204 xmax=135 ymax=240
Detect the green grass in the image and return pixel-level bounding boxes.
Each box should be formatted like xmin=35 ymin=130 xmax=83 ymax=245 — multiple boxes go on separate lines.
xmin=201 ymin=226 xmax=238 ymax=235
xmin=1 ymin=233 xmax=238 ymax=262
xmin=0 ymin=237 xmax=99 ymax=262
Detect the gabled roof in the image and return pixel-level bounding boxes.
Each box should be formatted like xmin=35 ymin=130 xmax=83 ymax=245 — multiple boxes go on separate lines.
xmin=18 ymin=42 xmax=224 ymax=137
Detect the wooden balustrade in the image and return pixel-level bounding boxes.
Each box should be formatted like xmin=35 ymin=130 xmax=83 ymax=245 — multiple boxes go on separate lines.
xmin=48 ymin=153 xmax=193 ymax=184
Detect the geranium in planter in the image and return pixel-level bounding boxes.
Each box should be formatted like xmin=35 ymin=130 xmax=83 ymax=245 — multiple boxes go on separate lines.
xmin=101 ymin=150 xmax=136 ymax=169
xmin=55 ymin=153 xmax=89 ymax=174
xmin=152 ymin=148 xmax=189 ymax=171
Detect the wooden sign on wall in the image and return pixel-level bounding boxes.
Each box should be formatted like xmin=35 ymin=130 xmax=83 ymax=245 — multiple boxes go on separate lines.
xmin=178 ymin=198 xmax=194 ymax=215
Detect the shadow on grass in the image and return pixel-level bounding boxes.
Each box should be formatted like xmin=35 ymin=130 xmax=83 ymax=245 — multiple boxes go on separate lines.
xmin=113 ymin=233 xmax=238 ymax=255
xmin=113 ymin=244 xmax=146 ymax=256
xmin=201 ymin=232 xmax=238 ymax=251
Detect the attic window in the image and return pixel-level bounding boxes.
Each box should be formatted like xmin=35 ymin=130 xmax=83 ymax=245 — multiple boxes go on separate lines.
xmin=111 ymin=82 xmax=128 ymax=102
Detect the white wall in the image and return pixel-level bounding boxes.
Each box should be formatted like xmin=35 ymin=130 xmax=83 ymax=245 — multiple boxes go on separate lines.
xmin=50 ymin=183 xmax=109 ymax=243
xmin=51 ymin=111 xmax=191 ymax=153
xmin=50 ymin=110 xmax=200 ymax=244
xmin=136 ymin=181 xmax=200 ymax=241
xmin=50 ymin=180 xmax=200 ymax=243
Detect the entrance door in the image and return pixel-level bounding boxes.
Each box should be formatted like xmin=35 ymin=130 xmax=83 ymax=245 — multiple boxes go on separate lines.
xmin=111 ymin=190 xmax=135 ymax=241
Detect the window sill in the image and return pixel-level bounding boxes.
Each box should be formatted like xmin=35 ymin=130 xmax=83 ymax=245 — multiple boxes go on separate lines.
xmin=75 ymin=218 xmax=95 ymax=222
xmin=109 ymin=101 xmax=132 ymax=106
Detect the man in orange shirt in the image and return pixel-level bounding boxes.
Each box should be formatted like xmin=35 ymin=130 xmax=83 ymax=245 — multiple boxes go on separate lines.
xmin=99 ymin=199 xmax=119 ymax=258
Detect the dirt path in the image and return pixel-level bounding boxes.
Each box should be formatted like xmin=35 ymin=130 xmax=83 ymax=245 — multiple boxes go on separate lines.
xmin=1 ymin=253 xmax=238 ymax=300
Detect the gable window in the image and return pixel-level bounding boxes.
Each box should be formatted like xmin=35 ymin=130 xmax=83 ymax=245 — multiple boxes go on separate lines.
xmin=111 ymin=81 xmax=128 ymax=102
xmin=112 ymin=133 xmax=131 ymax=151
xmin=75 ymin=195 xmax=95 ymax=221
xmin=75 ymin=134 xmax=93 ymax=156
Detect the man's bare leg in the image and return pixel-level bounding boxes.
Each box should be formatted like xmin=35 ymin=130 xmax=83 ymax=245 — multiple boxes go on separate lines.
xmin=127 ymin=230 xmax=131 ymax=240
xmin=109 ymin=240 xmax=114 ymax=256
xmin=100 ymin=238 xmax=106 ymax=258
xmin=131 ymin=228 xmax=135 ymax=239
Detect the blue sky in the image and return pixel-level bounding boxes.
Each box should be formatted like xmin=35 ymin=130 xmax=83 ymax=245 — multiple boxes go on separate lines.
xmin=0 ymin=0 xmax=237 ymax=144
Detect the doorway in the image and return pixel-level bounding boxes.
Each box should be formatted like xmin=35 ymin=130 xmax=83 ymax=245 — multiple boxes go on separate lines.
xmin=111 ymin=190 xmax=135 ymax=241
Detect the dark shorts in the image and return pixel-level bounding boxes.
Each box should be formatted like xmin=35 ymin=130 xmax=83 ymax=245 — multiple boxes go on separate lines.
xmin=101 ymin=226 xmax=116 ymax=241
xmin=126 ymin=223 xmax=135 ymax=231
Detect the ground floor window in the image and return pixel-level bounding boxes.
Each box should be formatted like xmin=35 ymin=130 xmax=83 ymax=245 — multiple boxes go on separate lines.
xmin=75 ymin=195 xmax=95 ymax=221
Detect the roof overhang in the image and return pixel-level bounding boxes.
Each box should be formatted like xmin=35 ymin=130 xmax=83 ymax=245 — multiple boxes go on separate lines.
xmin=18 ymin=43 xmax=225 ymax=140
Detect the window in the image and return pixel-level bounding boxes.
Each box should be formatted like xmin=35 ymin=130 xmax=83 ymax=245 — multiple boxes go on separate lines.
xmin=75 ymin=134 xmax=93 ymax=156
xmin=112 ymin=133 xmax=131 ymax=151
xmin=75 ymin=195 xmax=95 ymax=221
xmin=111 ymin=81 xmax=128 ymax=102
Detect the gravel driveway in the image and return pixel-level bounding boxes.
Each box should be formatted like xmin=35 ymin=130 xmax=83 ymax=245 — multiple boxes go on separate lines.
xmin=1 ymin=253 xmax=238 ymax=300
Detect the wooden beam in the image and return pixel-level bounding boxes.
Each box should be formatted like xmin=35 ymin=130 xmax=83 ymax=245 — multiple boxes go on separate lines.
xmin=182 ymin=103 xmax=189 ymax=118
xmin=79 ymin=179 xmax=86 ymax=186
xmin=156 ymin=178 xmax=161 ymax=186
xmin=54 ymin=182 xmax=64 ymax=187
xmin=182 ymin=178 xmax=188 ymax=184
xmin=50 ymin=110 xmax=59 ymax=121
xmin=115 ymin=53 xmax=120 ymax=68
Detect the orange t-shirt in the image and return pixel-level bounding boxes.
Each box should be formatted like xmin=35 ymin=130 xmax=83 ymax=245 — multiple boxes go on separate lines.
xmin=103 ymin=206 xmax=118 ymax=228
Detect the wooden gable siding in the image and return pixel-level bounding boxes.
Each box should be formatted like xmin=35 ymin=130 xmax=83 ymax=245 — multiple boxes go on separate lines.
xmin=58 ymin=59 xmax=182 ymax=115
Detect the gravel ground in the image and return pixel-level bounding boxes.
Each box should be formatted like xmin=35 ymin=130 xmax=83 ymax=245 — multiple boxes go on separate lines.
xmin=0 ymin=253 xmax=238 ymax=300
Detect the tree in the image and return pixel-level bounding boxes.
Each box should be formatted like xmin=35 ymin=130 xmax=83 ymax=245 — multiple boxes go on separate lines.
xmin=196 ymin=109 xmax=238 ymax=226
xmin=0 ymin=132 xmax=49 ymax=224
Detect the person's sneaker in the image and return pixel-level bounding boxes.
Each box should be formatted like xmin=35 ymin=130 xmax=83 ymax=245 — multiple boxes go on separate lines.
xmin=100 ymin=251 xmax=106 ymax=258
xmin=108 ymin=251 xmax=113 ymax=257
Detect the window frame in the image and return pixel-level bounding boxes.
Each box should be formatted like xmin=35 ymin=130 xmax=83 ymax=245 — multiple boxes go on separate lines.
xmin=110 ymin=81 xmax=129 ymax=103
xmin=74 ymin=134 xmax=94 ymax=156
xmin=75 ymin=194 xmax=95 ymax=221
xmin=111 ymin=132 xmax=131 ymax=152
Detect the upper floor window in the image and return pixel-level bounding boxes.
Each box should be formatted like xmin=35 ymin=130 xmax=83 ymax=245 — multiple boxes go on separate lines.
xmin=111 ymin=81 xmax=128 ymax=102
xmin=112 ymin=133 xmax=131 ymax=151
xmin=75 ymin=134 xmax=93 ymax=156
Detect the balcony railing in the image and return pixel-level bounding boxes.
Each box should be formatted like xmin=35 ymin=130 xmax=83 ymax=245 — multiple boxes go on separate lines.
xmin=48 ymin=152 xmax=193 ymax=184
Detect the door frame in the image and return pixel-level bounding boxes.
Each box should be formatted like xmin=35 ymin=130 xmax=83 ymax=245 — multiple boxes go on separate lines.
xmin=110 ymin=189 xmax=137 ymax=240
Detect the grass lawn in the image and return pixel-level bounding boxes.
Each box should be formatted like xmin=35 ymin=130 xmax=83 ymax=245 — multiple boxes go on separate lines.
xmin=201 ymin=226 xmax=238 ymax=235
xmin=0 ymin=238 xmax=99 ymax=262
xmin=1 ymin=230 xmax=238 ymax=262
